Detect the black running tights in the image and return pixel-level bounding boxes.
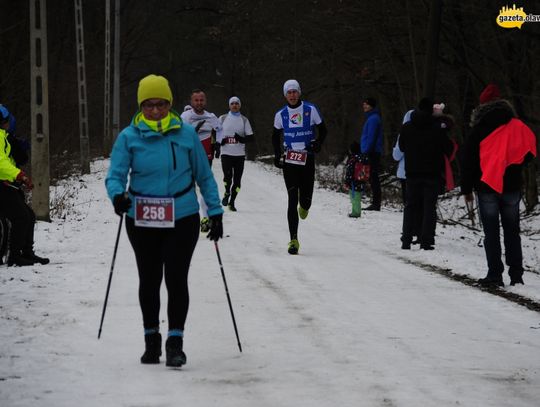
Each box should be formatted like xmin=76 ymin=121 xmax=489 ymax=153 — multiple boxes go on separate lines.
xmin=126 ymin=214 xmax=199 ymax=331
xmin=283 ymin=156 xmax=315 ymax=240
xmin=221 ymin=154 xmax=245 ymax=200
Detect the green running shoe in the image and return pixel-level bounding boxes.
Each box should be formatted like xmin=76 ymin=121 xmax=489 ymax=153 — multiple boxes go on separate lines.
xmin=298 ymin=206 xmax=309 ymax=220
xmin=287 ymin=239 xmax=300 ymax=255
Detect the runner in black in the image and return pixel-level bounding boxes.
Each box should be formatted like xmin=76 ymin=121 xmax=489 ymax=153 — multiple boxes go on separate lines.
xmin=272 ymin=79 xmax=327 ymax=254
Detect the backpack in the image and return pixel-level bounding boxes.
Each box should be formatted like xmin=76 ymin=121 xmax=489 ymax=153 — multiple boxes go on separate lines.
xmin=344 ymin=154 xmax=370 ymax=189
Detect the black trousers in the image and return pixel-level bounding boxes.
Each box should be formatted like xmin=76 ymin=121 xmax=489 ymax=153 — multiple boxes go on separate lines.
xmin=283 ymin=155 xmax=315 ymax=240
xmin=0 ymin=183 xmax=35 ymax=254
xmin=402 ymin=176 xmax=439 ymax=245
xmin=368 ymin=153 xmax=381 ymax=207
xmin=221 ymin=155 xmax=245 ymax=202
xmin=126 ymin=214 xmax=199 ymax=331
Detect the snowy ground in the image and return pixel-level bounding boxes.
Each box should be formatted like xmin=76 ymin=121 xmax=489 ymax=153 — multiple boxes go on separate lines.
xmin=1 ymin=159 xmax=539 ymax=407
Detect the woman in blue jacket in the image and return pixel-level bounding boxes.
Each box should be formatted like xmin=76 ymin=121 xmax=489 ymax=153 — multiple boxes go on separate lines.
xmin=106 ymin=74 xmax=223 ymax=367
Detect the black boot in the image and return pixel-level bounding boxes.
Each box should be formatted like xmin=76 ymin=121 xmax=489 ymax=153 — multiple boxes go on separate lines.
xmin=7 ymin=252 xmax=36 ymax=267
xmin=509 ymin=267 xmax=524 ymax=286
xmin=140 ymin=332 xmax=162 ymax=364
xmin=478 ymin=275 xmax=504 ymax=287
xmin=165 ymin=336 xmax=186 ymax=367
xmin=228 ymin=201 xmax=237 ymax=212
xmin=22 ymin=251 xmax=50 ymax=265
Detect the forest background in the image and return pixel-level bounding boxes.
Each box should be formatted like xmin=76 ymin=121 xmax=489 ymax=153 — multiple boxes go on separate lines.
xmin=0 ymin=0 xmax=538 ymax=205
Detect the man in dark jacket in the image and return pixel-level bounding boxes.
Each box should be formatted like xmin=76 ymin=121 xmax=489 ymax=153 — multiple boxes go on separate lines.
xmin=399 ymin=97 xmax=453 ymax=250
xmin=461 ymin=84 xmax=536 ymax=287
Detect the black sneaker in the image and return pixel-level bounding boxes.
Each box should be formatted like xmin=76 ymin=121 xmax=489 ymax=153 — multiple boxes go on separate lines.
xmin=221 ymin=194 xmax=230 ymax=206
xmin=478 ymin=276 xmax=504 ymax=287
xmin=228 ymin=203 xmax=237 ymax=212
xmin=401 ymin=242 xmax=411 ymax=250
xmin=23 ymin=251 xmax=50 ymax=265
xmin=165 ymin=336 xmax=186 ymax=367
xmin=364 ymin=204 xmax=380 ymax=211
xmin=7 ymin=254 xmax=36 ymax=267
xmin=141 ymin=332 xmax=162 ymax=364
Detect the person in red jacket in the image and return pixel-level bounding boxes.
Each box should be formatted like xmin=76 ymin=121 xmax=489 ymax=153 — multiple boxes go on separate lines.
xmin=461 ymin=84 xmax=536 ymax=287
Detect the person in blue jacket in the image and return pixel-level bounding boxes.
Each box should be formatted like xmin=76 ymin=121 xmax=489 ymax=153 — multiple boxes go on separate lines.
xmin=359 ymin=97 xmax=383 ymax=210
xmin=105 ymin=74 xmax=223 ymax=368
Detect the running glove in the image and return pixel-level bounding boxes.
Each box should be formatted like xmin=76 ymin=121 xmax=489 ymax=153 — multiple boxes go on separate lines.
xmin=113 ymin=194 xmax=132 ymax=216
xmin=310 ymin=138 xmax=322 ymax=153
xmin=234 ymin=133 xmax=245 ymax=144
xmin=207 ymin=214 xmax=223 ymax=241
xmin=214 ymin=143 xmax=221 ymax=159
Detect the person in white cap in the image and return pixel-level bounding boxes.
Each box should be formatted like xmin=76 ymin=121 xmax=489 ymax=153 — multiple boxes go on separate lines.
xmin=218 ymin=96 xmax=254 ymax=211
xmin=180 ymin=89 xmax=223 ymax=232
xmin=272 ymin=79 xmax=327 ymax=254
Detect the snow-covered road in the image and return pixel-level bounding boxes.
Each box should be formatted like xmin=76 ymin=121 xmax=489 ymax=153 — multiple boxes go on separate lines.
xmin=1 ymin=159 xmax=539 ymax=407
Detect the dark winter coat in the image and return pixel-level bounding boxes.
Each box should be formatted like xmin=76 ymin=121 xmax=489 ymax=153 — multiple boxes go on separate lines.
xmin=460 ymin=99 xmax=527 ymax=195
xmin=398 ymin=110 xmax=453 ymax=178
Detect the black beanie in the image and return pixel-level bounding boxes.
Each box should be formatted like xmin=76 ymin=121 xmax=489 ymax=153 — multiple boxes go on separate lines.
xmin=418 ymin=97 xmax=433 ymax=114
xmin=363 ymin=97 xmax=377 ymax=108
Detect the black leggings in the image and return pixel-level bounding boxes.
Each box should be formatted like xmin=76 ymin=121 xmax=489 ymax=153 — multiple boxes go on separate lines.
xmin=221 ymin=155 xmax=245 ymax=201
xmin=283 ymin=155 xmax=315 ymax=240
xmin=126 ymin=214 xmax=199 ymax=331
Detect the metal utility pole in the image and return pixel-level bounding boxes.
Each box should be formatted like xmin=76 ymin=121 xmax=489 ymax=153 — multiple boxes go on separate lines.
xmin=29 ymin=0 xmax=51 ymax=221
xmin=74 ymin=0 xmax=90 ymax=174
xmin=111 ymin=0 xmax=121 ymax=142
xmin=422 ymin=0 xmax=443 ymax=99
xmin=103 ymin=0 xmax=112 ymax=156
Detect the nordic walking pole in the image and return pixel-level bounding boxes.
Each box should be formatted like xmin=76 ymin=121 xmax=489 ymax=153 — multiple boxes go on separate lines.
xmin=214 ymin=241 xmax=242 ymax=352
xmin=98 ymin=214 xmax=124 ymax=339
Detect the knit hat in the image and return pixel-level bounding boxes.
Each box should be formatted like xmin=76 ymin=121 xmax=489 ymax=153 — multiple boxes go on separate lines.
xmin=418 ymin=97 xmax=434 ymax=114
xmin=0 ymin=105 xmax=10 ymax=124
xmin=363 ymin=97 xmax=377 ymax=108
xmin=479 ymin=84 xmax=500 ymax=104
xmin=283 ymin=79 xmax=301 ymax=96
xmin=229 ymin=96 xmax=241 ymax=106
xmin=137 ymin=74 xmax=173 ymax=106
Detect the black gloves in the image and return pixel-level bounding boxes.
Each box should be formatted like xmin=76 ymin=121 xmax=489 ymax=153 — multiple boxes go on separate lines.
xmin=207 ymin=214 xmax=223 ymax=241
xmin=310 ymin=138 xmax=322 ymax=153
xmin=113 ymin=193 xmax=131 ymax=216
xmin=213 ymin=143 xmax=221 ymax=159
xmin=274 ymin=155 xmax=284 ymax=169
xmin=234 ymin=133 xmax=245 ymax=144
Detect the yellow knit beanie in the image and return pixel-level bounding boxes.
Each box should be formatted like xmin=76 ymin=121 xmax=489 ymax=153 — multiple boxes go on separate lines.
xmin=137 ymin=74 xmax=173 ymax=106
